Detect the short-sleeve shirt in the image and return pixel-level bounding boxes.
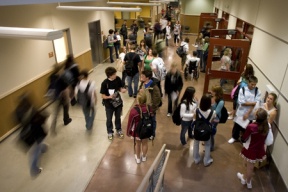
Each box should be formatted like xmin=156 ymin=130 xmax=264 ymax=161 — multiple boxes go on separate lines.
xmin=124 ymin=52 xmax=141 ymax=74
xmin=100 ymin=76 xmax=123 ymax=108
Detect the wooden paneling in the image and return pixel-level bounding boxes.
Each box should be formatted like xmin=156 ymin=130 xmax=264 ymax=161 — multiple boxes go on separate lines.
xmin=180 ymin=14 xmax=200 ymax=34
xmin=0 ymin=50 xmax=93 ymax=140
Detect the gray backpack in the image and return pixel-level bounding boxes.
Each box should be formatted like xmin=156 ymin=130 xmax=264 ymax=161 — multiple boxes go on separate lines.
xmin=77 ymin=82 xmax=91 ymax=107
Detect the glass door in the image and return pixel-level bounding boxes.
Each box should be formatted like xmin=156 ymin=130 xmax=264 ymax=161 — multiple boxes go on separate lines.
xmin=203 ymin=38 xmax=251 ymax=100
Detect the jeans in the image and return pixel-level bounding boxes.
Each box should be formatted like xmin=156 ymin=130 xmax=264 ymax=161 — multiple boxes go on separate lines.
xmin=30 ymin=142 xmax=47 ymax=176
xmin=50 ymin=98 xmax=70 ymax=133
xmin=108 ymin=46 xmax=114 ymax=63
xmin=105 ymin=106 xmax=122 ymax=134
xmin=122 ymin=70 xmax=127 ymax=86
xmin=167 ymin=92 xmax=178 ymax=114
xmin=197 ymin=50 xmax=203 ymax=69
xmin=166 ymin=36 xmax=169 ymax=46
xmin=126 ymin=72 xmax=139 ymax=96
xmin=180 ymin=120 xmax=193 ymax=145
xmin=152 ymin=113 xmax=157 ymax=137
xmin=181 ymin=54 xmax=187 ymax=70
xmin=202 ymin=53 xmax=208 ymax=72
xmin=122 ymin=34 xmax=127 ymax=46
xmin=114 ymin=44 xmax=120 ymax=59
xmin=193 ymin=137 xmax=213 ymax=166
xmin=82 ymin=106 xmax=95 ymax=130
xmin=211 ymin=122 xmax=218 ymax=151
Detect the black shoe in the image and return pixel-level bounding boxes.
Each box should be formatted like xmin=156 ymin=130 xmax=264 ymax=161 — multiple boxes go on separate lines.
xmin=200 ymin=70 xmax=206 ymax=73
xmin=133 ymin=95 xmax=137 ymax=98
xmin=70 ymin=98 xmax=77 ymax=106
xmin=129 ymin=95 xmax=133 ymax=97
xmin=64 ymin=118 xmax=72 ymax=126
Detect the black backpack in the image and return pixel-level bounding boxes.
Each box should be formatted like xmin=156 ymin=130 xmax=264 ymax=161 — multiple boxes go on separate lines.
xmin=233 ymin=86 xmax=258 ymax=106
xmin=125 ymin=53 xmax=136 ymax=76
xmin=176 ymin=45 xmax=185 ymax=57
xmin=77 ymin=82 xmax=91 ymax=107
xmin=135 ymin=106 xmax=153 ymax=139
xmin=188 ymin=60 xmax=197 ymax=74
xmin=172 ymin=103 xmax=182 ymax=126
xmin=216 ymin=100 xmax=228 ymax=124
xmin=193 ymin=109 xmax=213 ymax=141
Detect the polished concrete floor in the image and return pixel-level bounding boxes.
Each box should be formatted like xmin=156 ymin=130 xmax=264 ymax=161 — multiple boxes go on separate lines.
xmin=0 ymin=35 xmax=275 ymax=192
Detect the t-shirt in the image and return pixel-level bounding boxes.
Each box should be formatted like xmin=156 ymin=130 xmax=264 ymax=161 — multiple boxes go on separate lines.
xmin=186 ymin=55 xmax=200 ymax=66
xmin=76 ymin=79 xmax=96 ymax=106
xmin=100 ymin=77 xmax=123 ymax=108
xmin=124 ymin=52 xmax=141 ymax=74
xmin=151 ymin=57 xmax=165 ymax=80
xmin=220 ymin=55 xmax=231 ymax=70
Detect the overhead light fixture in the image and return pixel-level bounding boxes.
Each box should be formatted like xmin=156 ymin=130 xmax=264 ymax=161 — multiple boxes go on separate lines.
xmin=107 ymin=1 xmax=161 ymax=6
xmin=56 ymin=6 xmax=142 ymax=12
xmin=0 ymin=27 xmax=63 ymax=40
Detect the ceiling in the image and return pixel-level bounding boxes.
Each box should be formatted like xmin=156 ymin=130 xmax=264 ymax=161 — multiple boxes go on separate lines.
xmin=0 ymin=0 xmax=103 ymax=6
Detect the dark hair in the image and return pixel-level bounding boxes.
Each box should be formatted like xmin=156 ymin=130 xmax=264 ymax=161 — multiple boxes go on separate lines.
xmin=105 ymin=67 xmax=117 ymax=78
xmin=114 ymin=29 xmax=118 ymax=33
xmin=109 ymin=29 xmax=114 ymax=34
xmin=248 ymin=75 xmax=258 ymax=83
xmin=256 ymin=108 xmax=269 ymax=135
xmin=152 ymin=49 xmax=158 ymax=57
xmin=199 ymin=93 xmax=212 ymax=111
xmin=211 ymin=85 xmax=223 ymax=103
xmin=192 ymin=51 xmax=197 ymax=57
xmin=243 ymin=64 xmax=254 ymax=80
xmin=184 ymin=37 xmax=190 ymax=43
xmin=181 ymin=87 xmax=196 ymax=111
xmin=64 ymin=54 xmax=75 ymax=69
xmin=141 ymin=70 xmax=153 ymax=79
xmin=80 ymin=70 xmax=89 ymax=78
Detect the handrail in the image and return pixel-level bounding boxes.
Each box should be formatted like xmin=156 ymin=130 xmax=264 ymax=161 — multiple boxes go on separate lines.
xmin=154 ymin=149 xmax=171 ymax=192
xmin=136 ymin=144 xmax=167 ymax=192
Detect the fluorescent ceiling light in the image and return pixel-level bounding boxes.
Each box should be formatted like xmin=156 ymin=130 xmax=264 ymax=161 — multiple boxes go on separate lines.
xmin=0 ymin=27 xmax=63 ymax=40
xmin=107 ymin=2 xmax=161 ymax=6
xmin=56 ymin=6 xmax=142 ymax=12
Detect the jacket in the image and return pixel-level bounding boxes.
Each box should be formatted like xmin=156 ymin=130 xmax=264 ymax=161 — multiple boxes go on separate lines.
xmin=139 ymin=79 xmax=161 ymax=112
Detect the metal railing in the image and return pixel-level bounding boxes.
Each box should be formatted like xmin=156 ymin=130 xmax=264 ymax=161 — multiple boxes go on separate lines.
xmin=136 ymin=144 xmax=171 ymax=192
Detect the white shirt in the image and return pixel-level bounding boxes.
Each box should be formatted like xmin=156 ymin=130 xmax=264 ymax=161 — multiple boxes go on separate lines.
xmin=220 ymin=55 xmax=231 ymax=70
xmin=180 ymin=102 xmax=197 ymax=121
xmin=186 ymin=55 xmax=200 ymax=66
xmin=180 ymin=41 xmax=189 ymax=54
xmin=151 ymin=57 xmax=165 ymax=80
xmin=119 ymin=52 xmax=126 ymax=62
xmin=75 ymin=79 xmax=97 ymax=106
xmin=116 ymin=34 xmax=121 ymax=41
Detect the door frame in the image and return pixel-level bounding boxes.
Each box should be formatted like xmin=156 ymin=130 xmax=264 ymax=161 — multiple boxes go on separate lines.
xmin=88 ymin=20 xmax=103 ymax=67
xmin=203 ymin=38 xmax=251 ymax=100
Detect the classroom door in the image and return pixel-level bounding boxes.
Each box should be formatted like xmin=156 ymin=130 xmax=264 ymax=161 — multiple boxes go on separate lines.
xmin=88 ymin=20 xmax=103 ymax=67
xmin=203 ymin=38 xmax=250 ymax=100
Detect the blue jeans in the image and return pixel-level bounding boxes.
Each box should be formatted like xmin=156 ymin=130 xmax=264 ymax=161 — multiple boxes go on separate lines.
xmin=197 ymin=50 xmax=203 ymax=69
xmin=108 ymin=46 xmax=114 ymax=63
xmin=193 ymin=137 xmax=213 ymax=166
xmin=180 ymin=120 xmax=193 ymax=145
xmin=105 ymin=106 xmax=122 ymax=134
xmin=30 ymin=142 xmax=47 ymax=176
xmin=211 ymin=122 xmax=218 ymax=151
xmin=82 ymin=106 xmax=95 ymax=130
xmin=114 ymin=44 xmax=120 ymax=59
xmin=126 ymin=72 xmax=139 ymax=96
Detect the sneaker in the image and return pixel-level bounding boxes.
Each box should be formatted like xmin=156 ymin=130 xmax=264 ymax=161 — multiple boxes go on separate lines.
xmin=149 ymin=136 xmax=154 ymax=140
xmin=204 ymin=159 xmax=213 ymax=167
xmin=228 ymin=138 xmax=236 ymax=144
xmin=135 ymin=154 xmax=141 ymax=164
xmin=167 ymin=113 xmax=171 ymax=117
xmin=64 ymin=118 xmax=72 ymax=126
xmin=117 ymin=130 xmax=124 ymax=139
xmin=108 ymin=133 xmax=113 ymax=140
xmin=228 ymin=116 xmax=234 ymax=120
xmin=237 ymin=172 xmax=246 ymax=185
xmin=246 ymin=180 xmax=252 ymax=189
xmin=142 ymin=156 xmax=147 ymax=162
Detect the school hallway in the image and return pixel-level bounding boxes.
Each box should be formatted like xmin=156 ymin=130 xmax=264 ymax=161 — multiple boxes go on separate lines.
xmin=0 ymin=36 xmax=275 ymax=192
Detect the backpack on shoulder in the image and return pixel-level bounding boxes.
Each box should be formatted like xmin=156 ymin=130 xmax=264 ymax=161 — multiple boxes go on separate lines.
xmin=193 ymin=109 xmax=213 ymax=141
xmin=103 ymin=38 xmax=109 ymax=49
xmin=125 ymin=53 xmax=136 ymax=77
xmin=216 ymin=100 xmax=228 ymax=124
xmin=154 ymin=58 xmax=167 ymax=81
xmin=176 ymin=45 xmax=185 ymax=58
xmin=77 ymin=82 xmax=91 ymax=107
xmin=172 ymin=103 xmax=182 ymax=126
xmin=135 ymin=106 xmax=153 ymax=139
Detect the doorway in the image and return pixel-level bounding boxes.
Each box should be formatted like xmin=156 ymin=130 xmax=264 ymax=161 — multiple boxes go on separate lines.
xmin=88 ymin=20 xmax=103 ymax=67
xmin=203 ymin=38 xmax=250 ymax=100
xmin=53 ymin=29 xmax=72 ymax=63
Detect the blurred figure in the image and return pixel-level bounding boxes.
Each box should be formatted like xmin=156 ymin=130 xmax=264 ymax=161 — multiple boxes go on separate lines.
xmin=114 ymin=29 xmax=121 ymax=59
xmin=75 ymin=70 xmax=97 ymax=130
xmin=164 ymin=63 xmax=183 ymax=116
xmin=107 ymin=29 xmax=116 ymax=63
xmin=262 ymin=92 xmax=277 ymax=124
xmin=126 ymin=91 xmax=154 ymax=164
xmin=194 ymin=33 xmax=204 ymax=70
xmin=237 ymin=108 xmax=270 ymax=189
xmin=64 ymin=54 xmax=80 ymax=105
xmin=119 ymin=20 xmax=128 ymax=46
xmin=201 ymin=37 xmax=210 ymax=73
xmin=173 ymin=20 xmax=181 ymax=46
xmin=180 ymin=37 xmax=189 ymax=71
xmin=220 ymin=48 xmax=232 ymax=88
xmin=15 ymin=94 xmax=48 ymax=177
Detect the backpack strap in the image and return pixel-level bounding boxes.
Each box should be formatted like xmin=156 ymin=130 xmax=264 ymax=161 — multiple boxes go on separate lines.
xmin=196 ymin=108 xmax=213 ymax=125
xmin=84 ymin=81 xmax=91 ymax=93
xmin=242 ymin=86 xmax=258 ymax=98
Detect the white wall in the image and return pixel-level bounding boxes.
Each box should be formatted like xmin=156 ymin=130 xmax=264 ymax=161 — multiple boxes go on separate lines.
xmin=181 ymin=0 xmax=214 ymax=15
xmin=215 ymin=0 xmax=288 ymax=188
xmin=0 ymin=2 xmax=114 ymax=98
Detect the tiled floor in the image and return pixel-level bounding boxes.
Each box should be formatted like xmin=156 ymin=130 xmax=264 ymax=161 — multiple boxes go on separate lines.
xmin=0 ymin=35 xmax=275 ymax=192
